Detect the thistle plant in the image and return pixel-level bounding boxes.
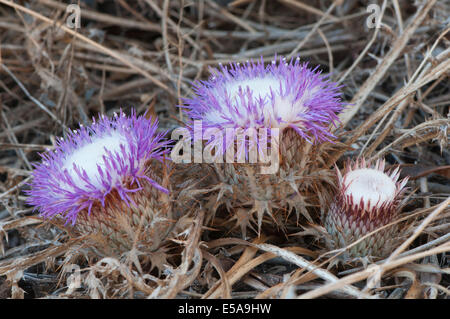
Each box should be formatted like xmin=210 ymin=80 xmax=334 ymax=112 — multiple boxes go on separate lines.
xmin=324 ymin=158 xmax=409 ymax=259
xmin=182 ymin=57 xmax=345 ymax=236
xmin=27 ymin=110 xmax=174 ymax=257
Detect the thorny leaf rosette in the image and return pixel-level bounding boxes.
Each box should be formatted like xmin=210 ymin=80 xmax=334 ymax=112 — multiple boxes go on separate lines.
xmin=324 ymin=158 xmax=409 ymax=260
xmin=181 ymin=57 xmax=346 ymax=236
xmin=27 ymin=110 xmax=174 ymax=257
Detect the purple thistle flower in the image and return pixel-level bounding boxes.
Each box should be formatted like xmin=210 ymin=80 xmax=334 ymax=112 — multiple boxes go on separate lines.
xmin=182 ymin=56 xmax=344 ymax=153
xmin=26 ymin=110 xmax=170 ymax=226
xmin=178 ymin=56 xmax=345 ymax=236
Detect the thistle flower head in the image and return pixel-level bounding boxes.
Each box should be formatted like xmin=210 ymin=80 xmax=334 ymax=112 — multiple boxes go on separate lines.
xmin=183 ymin=56 xmax=344 ymax=144
xmin=338 ymin=159 xmax=408 ymax=216
xmin=324 ymin=158 xmax=409 ymax=258
xmin=27 ymin=110 xmax=170 ymax=225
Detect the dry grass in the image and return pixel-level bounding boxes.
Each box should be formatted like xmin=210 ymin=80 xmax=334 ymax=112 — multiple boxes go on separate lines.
xmin=0 ymin=0 xmax=449 ymax=299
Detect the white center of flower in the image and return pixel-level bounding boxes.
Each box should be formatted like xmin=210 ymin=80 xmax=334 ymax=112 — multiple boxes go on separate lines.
xmin=344 ymin=168 xmax=396 ymax=209
xmin=62 ymin=131 xmax=129 ymax=189
xmin=206 ymin=76 xmax=311 ymax=130
xmin=227 ymin=77 xmax=280 ymax=101
xmin=204 ymin=77 xmax=279 ymax=127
